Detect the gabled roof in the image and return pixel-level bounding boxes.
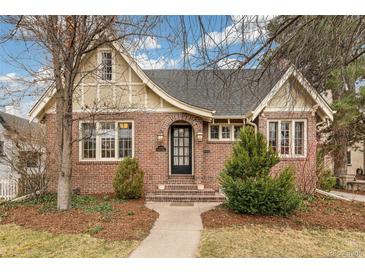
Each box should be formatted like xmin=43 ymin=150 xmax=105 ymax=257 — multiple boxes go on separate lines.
xmin=28 ymin=41 xmax=334 ymax=121
xmin=0 ymin=111 xmax=44 ymax=139
xmin=144 ymin=66 xmax=286 ymax=116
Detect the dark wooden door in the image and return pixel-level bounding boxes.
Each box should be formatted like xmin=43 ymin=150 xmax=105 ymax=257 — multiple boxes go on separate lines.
xmin=171 ymin=125 xmax=192 ymax=174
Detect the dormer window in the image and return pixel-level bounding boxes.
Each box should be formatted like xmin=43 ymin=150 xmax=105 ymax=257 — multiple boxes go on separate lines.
xmin=101 ymin=51 xmax=113 ymax=81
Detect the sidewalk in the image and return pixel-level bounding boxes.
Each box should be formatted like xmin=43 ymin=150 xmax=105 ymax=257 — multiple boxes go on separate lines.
xmin=331 ymin=190 xmax=365 ymax=202
xmin=129 ymin=202 xmax=221 ymax=258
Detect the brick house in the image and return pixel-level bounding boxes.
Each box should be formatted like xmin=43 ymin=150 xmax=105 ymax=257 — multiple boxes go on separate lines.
xmin=29 ymin=42 xmax=334 ymax=201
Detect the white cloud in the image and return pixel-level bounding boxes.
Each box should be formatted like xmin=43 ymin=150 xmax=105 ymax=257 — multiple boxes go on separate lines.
xmin=134 ymin=53 xmax=170 ymax=69
xmin=203 ymin=15 xmax=275 ymax=49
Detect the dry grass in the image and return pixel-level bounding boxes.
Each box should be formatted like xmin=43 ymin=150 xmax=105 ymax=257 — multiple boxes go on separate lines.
xmin=199 ymin=225 xmax=365 ymax=258
xmin=0 ymin=224 xmax=138 ymax=258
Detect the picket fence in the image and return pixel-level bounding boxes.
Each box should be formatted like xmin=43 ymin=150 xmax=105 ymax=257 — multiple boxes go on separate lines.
xmin=0 ymin=179 xmax=18 ymax=200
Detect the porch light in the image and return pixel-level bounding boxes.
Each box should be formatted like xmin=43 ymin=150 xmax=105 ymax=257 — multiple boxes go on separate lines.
xmin=157 ymin=130 xmax=164 ymax=143
xmin=197 ymin=132 xmax=203 ymax=141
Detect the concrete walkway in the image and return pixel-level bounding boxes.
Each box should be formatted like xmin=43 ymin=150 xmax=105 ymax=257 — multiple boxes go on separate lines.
xmin=129 ymin=202 xmax=221 ymax=258
xmin=331 ymin=190 xmax=365 ymax=202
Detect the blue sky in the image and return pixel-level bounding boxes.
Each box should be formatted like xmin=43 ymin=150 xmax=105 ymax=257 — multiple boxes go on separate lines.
xmin=0 ymin=16 xmax=271 ymax=116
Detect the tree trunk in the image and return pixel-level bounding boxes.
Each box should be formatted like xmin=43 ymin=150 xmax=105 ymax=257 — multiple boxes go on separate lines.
xmin=56 ymin=91 xmax=73 ymax=210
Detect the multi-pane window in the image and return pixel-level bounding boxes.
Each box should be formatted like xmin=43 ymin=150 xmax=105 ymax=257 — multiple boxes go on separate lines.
xmin=82 ymin=123 xmax=96 ymax=159
xmin=294 ymin=122 xmax=304 ymax=155
xmin=209 ymin=124 xmax=244 ymax=141
xmin=118 ymin=122 xmax=133 ymax=158
xmin=268 ymin=122 xmax=278 ymax=152
xmin=101 ymin=52 xmax=112 ymax=81
xmin=267 ymin=120 xmax=306 ymax=157
xmin=234 ymin=125 xmax=243 ymax=139
xmin=100 ymin=122 xmax=115 ymax=158
xmin=280 ymin=122 xmax=290 ymax=155
xmin=80 ymin=121 xmax=133 ymax=160
xmin=221 ymin=126 xmax=231 ymax=139
xmin=210 ymin=125 xmax=219 ymax=140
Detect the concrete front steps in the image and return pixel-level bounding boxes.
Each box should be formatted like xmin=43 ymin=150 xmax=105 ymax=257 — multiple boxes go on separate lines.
xmin=146 ymin=176 xmax=225 ymax=202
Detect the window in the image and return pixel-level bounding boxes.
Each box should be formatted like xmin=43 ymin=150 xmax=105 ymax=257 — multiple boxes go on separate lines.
xmin=82 ymin=123 xmax=96 ymax=159
xmin=118 ymin=122 xmax=133 ymax=158
xmin=80 ymin=121 xmax=133 ymax=161
xmin=347 ymin=150 xmax=352 ymax=165
xmin=221 ymin=126 xmax=231 ymax=139
xmin=0 ymin=141 xmax=4 ymax=156
xmin=268 ymin=122 xmax=278 ymax=152
xmin=294 ymin=122 xmax=304 ymax=155
xmin=267 ymin=120 xmax=307 ymax=157
xmin=101 ymin=51 xmax=112 ymax=81
xmin=208 ymin=123 xmax=244 ymax=141
xmin=100 ymin=122 xmax=115 ymax=158
xmin=210 ymin=125 xmax=219 ymax=140
xmin=18 ymin=151 xmax=41 ymax=168
xmin=280 ymin=122 xmax=290 ymax=155
xmin=234 ymin=125 xmax=243 ymax=140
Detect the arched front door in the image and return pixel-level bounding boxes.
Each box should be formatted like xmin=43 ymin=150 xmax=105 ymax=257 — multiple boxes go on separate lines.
xmin=170 ymin=124 xmax=192 ymax=174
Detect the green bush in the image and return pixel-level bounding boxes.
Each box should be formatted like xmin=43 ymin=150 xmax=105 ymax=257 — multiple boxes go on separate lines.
xmin=319 ymin=170 xmax=336 ymax=192
xmin=113 ymin=157 xmax=144 ymax=199
xmin=220 ymin=127 xmax=302 ymax=216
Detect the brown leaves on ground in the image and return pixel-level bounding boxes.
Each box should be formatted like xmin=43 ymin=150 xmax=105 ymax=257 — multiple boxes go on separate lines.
xmin=1 ymin=199 xmax=158 ymax=241
xmin=201 ymin=195 xmax=365 ymax=231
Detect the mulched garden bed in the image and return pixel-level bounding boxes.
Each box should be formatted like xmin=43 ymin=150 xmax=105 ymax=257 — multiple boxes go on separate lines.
xmin=201 ymin=195 xmax=365 ymax=231
xmin=0 ymin=194 xmax=158 ymax=241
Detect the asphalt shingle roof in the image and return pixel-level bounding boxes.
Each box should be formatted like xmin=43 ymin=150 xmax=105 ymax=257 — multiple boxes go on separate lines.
xmin=0 ymin=111 xmax=44 ymax=139
xmin=144 ymin=66 xmax=286 ymax=116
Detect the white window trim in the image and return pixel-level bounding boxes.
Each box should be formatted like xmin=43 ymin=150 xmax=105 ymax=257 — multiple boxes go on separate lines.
xmin=79 ymin=120 xmax=134 ymax=162
xmin=266 ymin=119 xmax=307 ymax=158
xmin=208 ymin=123 xmax=243 ymax=142
xmin=97 ymin=48 xmax=116 ymax=83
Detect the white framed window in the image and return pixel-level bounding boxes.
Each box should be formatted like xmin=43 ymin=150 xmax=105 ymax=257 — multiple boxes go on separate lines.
xmin=80 ymin=120 xmax=134 ymax=161
xmin=208 ymin=123 xmax=244 ymax=141
xmin=100 ymin=50 xmax=113 ymax=81
xmin=266 ymin=119 xmax=307 ymax=157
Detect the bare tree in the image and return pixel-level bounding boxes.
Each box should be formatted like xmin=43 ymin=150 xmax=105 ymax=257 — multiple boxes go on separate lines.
xmin=0 ymin=15 xmax=159 ymax=209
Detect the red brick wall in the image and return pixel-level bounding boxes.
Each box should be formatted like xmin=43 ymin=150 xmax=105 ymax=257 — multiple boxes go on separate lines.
xmin=257 ymin=111 xmax=318 ymax=192
xmin=44 ymin=112 xmax=204 ymax=194
xmin=44 ymin=110 xmax=317 ymax=195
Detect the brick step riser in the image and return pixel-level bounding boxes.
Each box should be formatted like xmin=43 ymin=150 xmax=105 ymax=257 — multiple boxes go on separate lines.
xmin=166 ymin=180 xmax=196 ymax=184
xmin=153 ymin=190 xmax=216 ymax=196
xmin=146 ymin=196 xmax=225 ymax=202
xmin=164 ymin=185 xmax=198 ymax=190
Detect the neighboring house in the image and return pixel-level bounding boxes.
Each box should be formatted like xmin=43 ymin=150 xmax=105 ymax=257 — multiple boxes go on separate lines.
xmin=0 ymin=108 xmax=44 ymax=200
xmin=320 ymin=90 xmax=365 ymax=183
xmin=29 ymin=42 xmax=334 ymax=201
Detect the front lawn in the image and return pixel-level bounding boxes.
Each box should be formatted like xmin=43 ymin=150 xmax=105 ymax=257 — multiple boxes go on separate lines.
xmin=0 ymin=194 xmax=158 ymax=257
xmin=199 ymin=225 xmax=365 ymax=258
xmin=199 ymin=195 xmax=365 ymax=258
xmin=0 ymin=224 xmax=138 ymax=258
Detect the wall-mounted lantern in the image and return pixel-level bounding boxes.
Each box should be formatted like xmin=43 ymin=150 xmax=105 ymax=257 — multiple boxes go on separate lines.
xmin=157 ymin=130 xmax=164 ymax=143
xmin=197 ymin=132 xmax=203 ymax=142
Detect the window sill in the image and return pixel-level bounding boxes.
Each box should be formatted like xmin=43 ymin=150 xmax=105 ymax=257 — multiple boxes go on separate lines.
xmin=279 ymin=156 xmax=308 ymax=161
xmin=77 ymin=159 xmax=128 ymax=165
xmin=207 ymin=140 xmax=235 ymax=144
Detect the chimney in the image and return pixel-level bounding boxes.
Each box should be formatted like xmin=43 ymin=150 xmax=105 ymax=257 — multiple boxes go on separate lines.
xmin=4 ymin=105 xmax=21 ymax=117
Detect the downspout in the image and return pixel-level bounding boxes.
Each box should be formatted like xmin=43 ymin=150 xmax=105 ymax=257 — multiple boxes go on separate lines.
xmin=244 ymin=112 xmax=257 ymax=134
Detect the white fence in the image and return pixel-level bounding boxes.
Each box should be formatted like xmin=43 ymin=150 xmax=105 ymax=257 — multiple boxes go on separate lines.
xmin=0 ymin=179 xmax=18 ymax=200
